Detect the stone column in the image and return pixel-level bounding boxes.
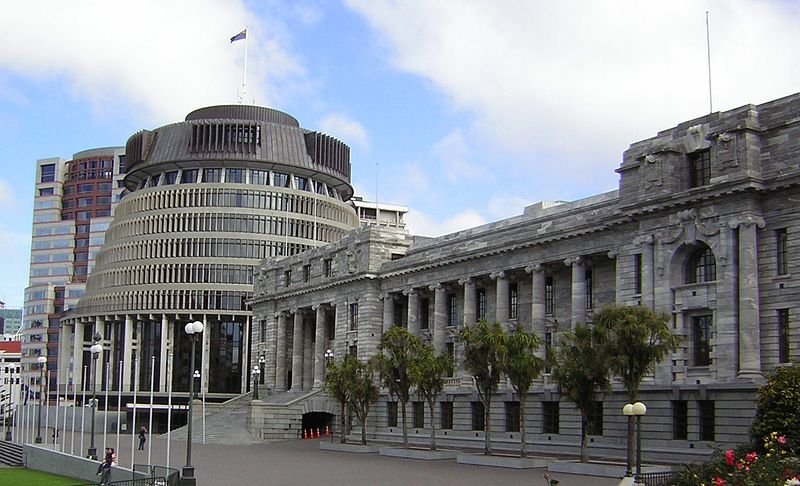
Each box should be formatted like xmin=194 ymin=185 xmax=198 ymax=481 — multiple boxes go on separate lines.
xmin=275 ymin=312 xmax=288 ymax=391
xmin=526 ymin=263 xmax=547 ymax=359
xmin=405 ymin=289 xmax=419 ymax=335
xmin=431 ymin=284 xmax=447 ymax=354
xmin=241 ymin=315 xmax=251 ymax=394
xmin=460 ymin=278 xmax=476 ymax=327
xmin=636 ymin=235 xmax=655 ymax=309
xmin=291 ymin=310 xmax=305 ymax=391
xmin=565 ymin=256 xmax=586 ymax=328
xmin=58 ymin=323 xmax=73 ymax=389
xmin=73 ymin=320 xmax=84 ymax=389
xmin=381 ymin=293 xmax=394 ymax=332
xmin=313 ymin=305 xmax=327 ymax=389
xmin=734 ymin=217 xmax=765 ymax=379
xmin=303 ymin=317 xmax=314 ymax=390
xmin=491 ymin=271 xmax=509 ymax=327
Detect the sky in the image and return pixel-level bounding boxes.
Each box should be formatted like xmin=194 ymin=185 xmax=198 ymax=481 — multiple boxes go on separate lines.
xmin=1 ymin=0 xmax=798 ymax=308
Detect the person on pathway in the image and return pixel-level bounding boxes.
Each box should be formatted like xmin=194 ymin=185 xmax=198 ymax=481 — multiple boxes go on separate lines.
xmin=97 ymin=448 xmax=113 ymax=485
xmin=138 ymin=426 xmax=147 ymax=450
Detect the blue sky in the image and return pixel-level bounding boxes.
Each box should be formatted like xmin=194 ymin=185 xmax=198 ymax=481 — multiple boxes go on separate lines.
xmin=1 ymin=0 xmax=799 ymax=308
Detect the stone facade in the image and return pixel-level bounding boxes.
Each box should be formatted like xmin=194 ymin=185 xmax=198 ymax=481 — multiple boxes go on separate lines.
xmin=249 ymin=93 xmax=800 ymax=460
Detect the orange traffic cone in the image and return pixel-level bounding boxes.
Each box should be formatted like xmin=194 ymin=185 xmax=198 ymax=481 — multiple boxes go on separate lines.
xmin=303 ymin=429 xmax=307 ymax=439
xmin=326 ymin=425 xmax=330 ymax=436
xmin=316 ymin=428 xmax=320 ymax=438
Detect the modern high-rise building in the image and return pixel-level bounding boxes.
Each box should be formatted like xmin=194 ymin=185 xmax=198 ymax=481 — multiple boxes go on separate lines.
xmin=59 ymin=106 xmax=359 ymax=411
xmin=0 ymin=307 xmax=23 ymax=337
xmin=23 ymin=148 xmax=126 ymax=385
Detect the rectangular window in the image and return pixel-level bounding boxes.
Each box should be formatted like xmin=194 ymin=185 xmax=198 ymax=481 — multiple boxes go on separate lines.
xmin=202 ymin=168 xmax=222 ymax=183
xmin=634 ymin=254 xmax=643 ymax=295
xmin=692 ymin=315 xmax=712 ymax=366
xmin=323 ymin=258 xmax=332 ymax=278
xmin=259 ymin=320 xmax=267 ymax=343
xmin=545 ymin=276 xmax=554 ymax=315
xmin=585 ymin=270 xmax=593 ymax=310
xmin=40 ymin=164 xmax=56 ymax=183
xmin=39 ymin=187 xmax=55 ymax=196
xmin=440 ymin=402 xmax=453 ymax=430
xmin=672 ymin=400 xmax=688 ymax=440
xmin=509 ymin=282 xmax=519 ymax=319
xmin=181 ymin=169 xmax=198 ymax=184
xmin=689 ymin=149 xmax=711 ymax=187
xmin=387 ymin=402 xmax=398 ymax=427
xmin=284 ymin=269 xmax=291 ymax=287
xmin=777 ymin=228 xmax=788 ymax=275
xmin=778 ymin=309 xmax=790 ymax=364
xmin=586 ymin=401 xmax=603 ymax=436
xmin=349 ymin=303 xmax=359 ymax=331
xmin=163 ymin=171 xmax=178 ymax=185
xmin=477 ymin=288 xmax=487 ymax=321
xmin=413 ymin=401 xmax=425 ymax=428
xmin=419 ymin=297 xmax=430 ymax=330
xmin=447 ymin=294 xmax=457 ymax=326
xmin=471 ymin=401 xmax=485 ymax=431
xmin=505 ymin=401 xmax=521 ymax=432
xmin=273 ymin=172 xmax=289 ymax=187
xmin=542 ymin=401 xmax=559 ymax=434
xmin=250 ymin=169 xmax=269 ymax=185
xmin=303 ymin=264 xmax=311 ymax=283
xmin=348 ymin=345 xmax=358 ymax=357
xmin=225 ymin=168 xmax=245 ymax=183
xmin=699 ymin=400 xmax=715 ymax=441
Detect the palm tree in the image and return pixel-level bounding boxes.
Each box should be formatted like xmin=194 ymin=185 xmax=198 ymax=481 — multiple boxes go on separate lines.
xmin=503 ymin=326 xmax=544 ymax=457
xmin=373 ymin=326 xmax=423 ymax=448
xmin=324 ymin=354 xmax=357 ymax=443
xmin=596 ymin=305 xmax=681 ymax=473
xmin=550 ymin=324 xmax=610 ymax=463
xmin=411 ymin=345 xmax=454 ymax=451
xmin=460 ymin=320 xmax=506 ymax=455
xmin=350 ymin=358 xmax=380 ymax=445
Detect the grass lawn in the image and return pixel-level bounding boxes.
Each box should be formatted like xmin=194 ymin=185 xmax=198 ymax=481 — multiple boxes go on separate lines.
xmin=0 ymin=467 xmax=84 ymax=485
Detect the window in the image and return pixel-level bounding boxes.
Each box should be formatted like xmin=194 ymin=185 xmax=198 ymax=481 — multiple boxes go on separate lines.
xmin=226 ymin=168 xmax=245 ymax=183
xmin=447 ymin=294 xmax=457 ymax=326
xmin=323 ymin=258 xmax=332 ymax=277
xmin=586 ymin=401 xmax=603 ymax=436
xmin=778 ymin=309 xmax=790 ymax=364
xmin=509 ymin=282 xmax=518 ymax=319
xmin=777 ymin=228 xmax=788 ymax=275
xmin=348 ymin=345 xmax=357 ymax=357
xmin=634 ymin=254 xmax=642 ymax=295
xmin=349 ymin=303 xmax=359 ymax=331
xmin=40 ymin=164 xmax=56 ymax=183
xmin=689 ymin=149 xmax=711 ymax=187
xmin=273 ymin=172 xmax=289 ymax=188
xmin=477 ymin=288 xmax=487 ymax=321
xmin=39 ymin=187 xmax=54 ymax=196
xmin=413 ymin=401 xmax=425 ymax=428
xmin=259 ymin=320 xmax=267 ymax=343
xmin=284 ymin=269 xmax=291 ymax=287
xmin=181 ymin=169 xmax=198 ymax=184
xmin=163 ymin=171 xmax=177 ymax=185
xmin=387 ymin=402 xmax=398 ymax=427
xmin=303 ymin=264 xmax=311 ymax=283
xmin=202 ymin=168 xmax=222 ymax=183
xmin=471 ymin=401 xmax=485 ymax=431
xmin=686 ymin=246 xmax=716 ymax=283
xmin=545 ymin=276 xmax=554 ymax=315
xmin=78 ymin=183 xmax=94 ymax=193
xmin=419 ymin=298 xmax=430 ymax=330
xmin=673 ymin=400 xmax=688 ymax=440
xmin=440 ymin=402 xmax=453 ymax=430
xmin=505 ymin=401 xmax=521 ymax=432
xmin=250 ymin=169 xmax=269 ymax=185
xmin=699 ymin=400 xmax=715 ymax=441
xmin=692 ymin=315 xmax=712 ymax=366
xmin=542 ymin=401 xmax=559 ymax=434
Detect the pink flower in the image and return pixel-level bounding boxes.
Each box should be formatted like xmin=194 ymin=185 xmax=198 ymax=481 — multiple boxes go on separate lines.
xmin=712 ymin=477 xmax=726 ymax=486
xmin=724 ymin=449 xmax=735 ymax=466
xmin=778 ymin=435 xmax=787 ymax=445
xmin=745 ymin=451 xmax=758 ymax=463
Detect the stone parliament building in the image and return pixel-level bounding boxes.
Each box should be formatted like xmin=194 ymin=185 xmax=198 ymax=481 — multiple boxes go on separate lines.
xmin=249 ymin=93 xmax=799 ymax=461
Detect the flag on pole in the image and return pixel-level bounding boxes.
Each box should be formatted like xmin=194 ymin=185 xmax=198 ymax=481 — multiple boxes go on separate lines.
xmin=230 ymin=29 xmax=246 ymax=43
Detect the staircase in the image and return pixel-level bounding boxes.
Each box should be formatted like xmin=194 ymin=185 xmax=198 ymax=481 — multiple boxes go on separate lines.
xmin=167 ymin=394 xmax=261 ymax=445
xmin=0 ymin=440 xmax=24 ymax=467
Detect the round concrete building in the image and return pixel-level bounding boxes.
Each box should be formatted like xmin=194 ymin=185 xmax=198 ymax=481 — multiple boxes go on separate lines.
xmin=60 ymin=105 xmax=359 ymax=404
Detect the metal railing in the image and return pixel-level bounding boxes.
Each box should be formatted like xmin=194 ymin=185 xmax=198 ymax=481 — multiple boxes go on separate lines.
xmin=69 ymin=478 xmax=168 ymax=486
xmin=638 ymin=471 xmax=679 ymax=486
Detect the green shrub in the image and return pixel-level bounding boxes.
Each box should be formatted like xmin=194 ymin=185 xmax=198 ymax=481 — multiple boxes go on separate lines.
xmin=750 ymin=365 xmax=800 ymax=451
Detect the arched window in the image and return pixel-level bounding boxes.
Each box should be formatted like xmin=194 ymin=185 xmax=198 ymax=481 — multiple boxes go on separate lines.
xmin=686 ymin=246 xmax=716 ymax=283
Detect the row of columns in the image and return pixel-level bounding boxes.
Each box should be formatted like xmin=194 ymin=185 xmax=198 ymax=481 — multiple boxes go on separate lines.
xmin=274 ymin=304 xmax=332 ymax=393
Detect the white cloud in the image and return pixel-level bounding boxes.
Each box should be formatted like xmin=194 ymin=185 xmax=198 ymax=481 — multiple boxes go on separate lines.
xmin=486 ymin=194 xmax=533 ymax=220
xmin=430 ymin=130 xmax=488 ymax=183
xmin=0 ymin=179 xmax=15 ymax=209
xmin=405 ymin=209 xmax=486 ymax=237
xmin=0 ymin=0 xmax=306 ymax=125
xmin=346 ymin=0 xmax=800 ymax=191
xmin=319 ymin=113 xmax=369 ymax=150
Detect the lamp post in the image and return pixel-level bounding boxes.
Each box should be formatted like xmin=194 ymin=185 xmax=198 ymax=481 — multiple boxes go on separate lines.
xmin=623 ymin=402 xmax=647 ymax=483
xmin=251 ymin=366 xmax=261 ymax=400
xmin=182 ymin=320 xmax=204 ymax=486
xmin=192 ymin=370 xmax=200 ymax=399
xmin=258 ymin=355 xmax=266 ymax=384
xmin=35 ymin=356 xmax=46 ymax=443
xmin=324 ymin=349 xmax=334 ymax=441
xmin=87 ymin=333 xmax=102 ymax=459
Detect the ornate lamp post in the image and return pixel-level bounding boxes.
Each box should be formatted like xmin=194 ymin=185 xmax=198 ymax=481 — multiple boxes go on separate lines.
xmin=623 ymin=402 xmax=647 ymax=483
xmin=87 ymin=333 xmax=102 ymax=459
xmin=251 ymin=366 xmax=261 ymax=400
xmin=324 ymin=349 xmax=334 ymax=440
xmin=182 ymin=320 xmax=204 ymax=486
xmin=35 ymin=355 xmax=46 ymax=443
xmin=258 ymin=355 xmax=266 ymax=384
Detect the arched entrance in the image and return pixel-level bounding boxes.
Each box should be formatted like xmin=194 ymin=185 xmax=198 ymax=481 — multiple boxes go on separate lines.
xmin=302 ymin=412 xmax=333 ymax=438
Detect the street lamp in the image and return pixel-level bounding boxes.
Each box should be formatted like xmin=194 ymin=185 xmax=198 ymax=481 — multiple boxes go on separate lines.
xmin=324 ymin=349 xmax=334 ymax=441
xmin=87 ymin=333 xmax=102 ymax=459
xmin=251 ymin=366 xmax=261 ymax=400
xmin=623 ymin=402 xmax=647 ymax=483
xmin=182 ymin=320 xmax=204 ymax=486
xmin=258 ymin=355 xmax=266 ymax=384
xmin=193 ymin=370 xmax=201 ymax=399
xmin=35 ymin=356 xmax=46 ymax=443
xmin=324 ymin=349 xmax=334 ymax=366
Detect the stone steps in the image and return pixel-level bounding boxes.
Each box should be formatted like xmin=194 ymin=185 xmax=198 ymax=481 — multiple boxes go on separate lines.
xmin=0 ymin=439 xmax=24 ymax=467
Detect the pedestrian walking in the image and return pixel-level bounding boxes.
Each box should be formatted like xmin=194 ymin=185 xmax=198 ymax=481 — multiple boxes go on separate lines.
xmin=138 ymin=426 xmax=147 ymax=450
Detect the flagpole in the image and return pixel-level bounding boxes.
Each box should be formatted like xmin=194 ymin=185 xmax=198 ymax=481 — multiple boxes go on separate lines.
xmin=706 ymin=11 xmax=713 ymax=113
xmin=242 ymin=26 xmax=248 ymax=103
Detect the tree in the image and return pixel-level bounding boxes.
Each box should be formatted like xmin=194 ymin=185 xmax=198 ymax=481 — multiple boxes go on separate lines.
xmin=503 ymin=326 xmax=544 ymax=458
xmin=350 ymin=358 xmax=380 ymax=445
xmin=373 ymin=326 xmax=423 ymax=448
xmin=596 ymin=305 xmax=681 ymax=471
xmin=410 ymin=345 xmax=454 ymax=451
xmin=750 ymin=364 xmax=800 ymax=451
xmin=460 ymin=320 xmax=506 ymax=455
xmin=550 ymin=324 xmax=610 ymax=463
xmin=324 ymin=354 xmax=357 ymax=443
